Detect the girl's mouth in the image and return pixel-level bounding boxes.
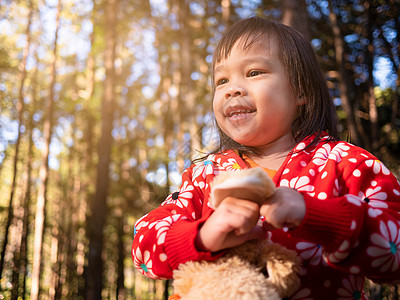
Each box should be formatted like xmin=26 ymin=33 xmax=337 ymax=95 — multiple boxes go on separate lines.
xmin=227 ymin=109 xmax=256 ymax=117
xmin=225 ymin=106 xmax=256 ymax=119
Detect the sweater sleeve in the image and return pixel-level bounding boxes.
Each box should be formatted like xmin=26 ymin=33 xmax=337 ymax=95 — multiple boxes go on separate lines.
xmin=289 ymin=149 xmax=400 ymax=284
xmin=131 ymin=166 xmax=220 ymax=280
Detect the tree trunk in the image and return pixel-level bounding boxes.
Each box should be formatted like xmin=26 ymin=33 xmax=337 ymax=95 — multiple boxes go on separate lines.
xmin=64 ymin=136 xmax=80 ymax=299
xmin=221 ymin=0 xmax=231 ymax=26
xmin=11 ymin=117 xmax=34 ymax=300
xmin=10 ymin=202 xmax=23 ymax=299
xmin=19 ymin=132 xmax=33 ymax=300
xmin=49 ymin=201 xmax=61 ymax=300
xmin=30 ymin=0 xmax=61 ymax=299
xmin=177 ymin=0 xmax=200 ymax=163
xmin=77 ymin=114 xmax=93 ymax=298
xmin=76 ymin=5 xmax=97 ymax=297
xmin=393 ymin=10 xmax=400 ymax=131
xmin=363 ymin=0 xmax=379 ymax=150
xmin=116 ymin=210 xmax=126 ymax=300
xmin=18 ymin=58 xmax=39 ymax=300
xmin=328 ymin=0 xmax=364 ymax=146
xmin=281 ymin=0 xmax=311 ymax=41
xmin=84 ymin=0 xmax=117 ymax=298
xmin=0 ymin=0 xmax=33 ymax=280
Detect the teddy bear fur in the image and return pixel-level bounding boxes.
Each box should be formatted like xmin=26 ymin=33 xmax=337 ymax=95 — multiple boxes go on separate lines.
xmin=172 ymin=239 xmax=301 ymax=300
xmin=170 ymin=168 xmax=302 ymax=300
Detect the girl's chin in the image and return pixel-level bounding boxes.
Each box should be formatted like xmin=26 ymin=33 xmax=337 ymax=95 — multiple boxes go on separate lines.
xmin=223 ymin=127 xmax=258 ymax=142
xmin=231 ymin=137 xmax=258 ymax=147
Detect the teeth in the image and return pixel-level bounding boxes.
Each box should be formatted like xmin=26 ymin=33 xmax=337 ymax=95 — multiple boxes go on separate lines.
xmin=228 ymin=109 xmax=254 ymax=117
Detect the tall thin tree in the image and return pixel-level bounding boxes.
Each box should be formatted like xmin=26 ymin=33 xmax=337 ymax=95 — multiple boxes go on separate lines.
xmin=30 ymin=0 xmax=62 ymax=299
xmin=328 ymin=0 xmax=364 ymax=146
xmin=84 ymin=0 xmax=118 ymax=298
xmin=10 ymin=81 xmax=36 ymax=300
xmin=176 ymin=0 xmax=200 ymax=164
xmin=0 ymin=0 xmax=33 ymax=280
xmin=363 ymin=0 xmax=379 ymax=150
xmin=221 ymin=0 xmax=232 ymax=26
xmin=281 ymin=0 xmax=311 ymax=41
xmin=18 ymin=54 xmax=40 ymax=300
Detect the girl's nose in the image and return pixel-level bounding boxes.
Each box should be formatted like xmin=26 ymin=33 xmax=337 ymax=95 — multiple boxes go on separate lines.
xmin=225 ymin=86 xmax=246 ymax=99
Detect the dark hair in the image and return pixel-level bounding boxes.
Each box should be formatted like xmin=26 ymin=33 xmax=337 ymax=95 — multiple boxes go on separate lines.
xmin=209 ymin=16 xmax=339 ymax=157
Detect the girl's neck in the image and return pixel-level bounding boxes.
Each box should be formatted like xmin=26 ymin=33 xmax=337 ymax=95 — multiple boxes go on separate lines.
xmin=246 ymin=134 xmax=295 ymax=170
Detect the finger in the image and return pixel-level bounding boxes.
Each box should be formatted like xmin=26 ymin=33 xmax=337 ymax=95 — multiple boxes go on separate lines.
xmin=226 ymin=225 xmax=266 ymax=249
xmin=222 ymin=197 xmax=260 ymax=213
xmin=231 ymin=211 xmax=260 ymax=235
xmin=260 ymin=203 xmax=286 ymax=228
xmin=219 ymin=198 xmax=260 ymax=234
xmin=259 ymin=203 xmax=270 ymax=219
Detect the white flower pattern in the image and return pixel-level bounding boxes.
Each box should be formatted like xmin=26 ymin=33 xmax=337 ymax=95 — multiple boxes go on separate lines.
xmin=133 ymin=248 xmax=157 ymax=279
xmin=135 ymin=213 xmax=149 ymax=232
xmin=337 ymin=275 xmax=363 ymax=300
xmin=154 ymin=214 xmax=184 ymax=245
xmin=358 ymin=186 xmax=388 ymax=217
xmin=220 ymin=158 xmax=242 ymax=171
xmin=131 ymin=136 xmax=400 ymax=297
xmin=280 ymin=176 xmax=315 ymax=192
xmin=290 ymin=288 xmax=312 ymax=300
xmin=365 ymin=159 xmax=390 ymax=175
xmin=326 ymin=240 xmax=351 ymax=263
xmin=296 ymin=242 xmax=324 ymax=266
xmin=161 ymin=181 xmax=194 ymax=208
xmin=312 ymin=144 xmax=331 ymax=171
xmin=204 ymin=160 xmax=214 ymax=175
xmin=192 ymin=164 xmax=206 ymax=180
xmin=312 ymin=142 xmax=350 ymax=171
xmin=367 ymin=220 xmax=400 ymax=272
xmin=345 ymin=194 xmax=363 ymax=207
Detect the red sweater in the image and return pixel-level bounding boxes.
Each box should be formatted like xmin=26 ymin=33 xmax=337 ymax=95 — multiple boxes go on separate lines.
xmin=132 ymin=134 xmax=400 ymax=299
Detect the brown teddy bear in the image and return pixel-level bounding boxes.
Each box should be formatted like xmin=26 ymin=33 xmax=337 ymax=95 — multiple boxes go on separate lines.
xmin=170 ymin=167 xmax=302 ymax=300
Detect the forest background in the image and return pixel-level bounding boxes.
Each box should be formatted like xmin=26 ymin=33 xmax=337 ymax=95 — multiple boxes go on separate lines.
xmin=0 ymin=0 xmax=399 ymax=299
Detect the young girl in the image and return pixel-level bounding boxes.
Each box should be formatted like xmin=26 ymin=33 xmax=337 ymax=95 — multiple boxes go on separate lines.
xmin=132 ymin=17 xmax=400 ymax=298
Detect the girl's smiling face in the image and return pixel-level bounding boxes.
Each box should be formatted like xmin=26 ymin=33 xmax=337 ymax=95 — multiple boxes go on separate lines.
xmin=213 ymin=35 xmax=304 ymax=153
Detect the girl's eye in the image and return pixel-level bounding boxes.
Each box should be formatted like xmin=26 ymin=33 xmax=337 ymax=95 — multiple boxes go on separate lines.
xmin=216 ymin=78 xmax=228 ymax=86
xmin=248 ymin=70 xmax=264 ymax=77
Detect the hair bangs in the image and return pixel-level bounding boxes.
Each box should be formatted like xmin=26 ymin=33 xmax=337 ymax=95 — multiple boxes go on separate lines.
xmin=211 ymin=18 xmax=276 ymax=88
xmin=214 ymin=30 xmax=265 ymax=64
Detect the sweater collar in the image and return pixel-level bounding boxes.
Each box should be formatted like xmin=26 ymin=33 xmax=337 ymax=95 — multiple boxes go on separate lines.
xmin=207 ymin=132 xmax=332 ymax=182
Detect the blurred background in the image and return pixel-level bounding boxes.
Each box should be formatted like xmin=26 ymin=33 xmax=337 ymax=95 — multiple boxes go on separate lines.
xmin=0 ymin=0 xmax=399 ymax=299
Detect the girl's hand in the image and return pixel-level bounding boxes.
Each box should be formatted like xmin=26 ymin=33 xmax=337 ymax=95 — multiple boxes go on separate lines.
xmin=195 ymin=197 xmax=265 ymax=252
xmin=260 ymin=187 xmax=306 ymax=230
